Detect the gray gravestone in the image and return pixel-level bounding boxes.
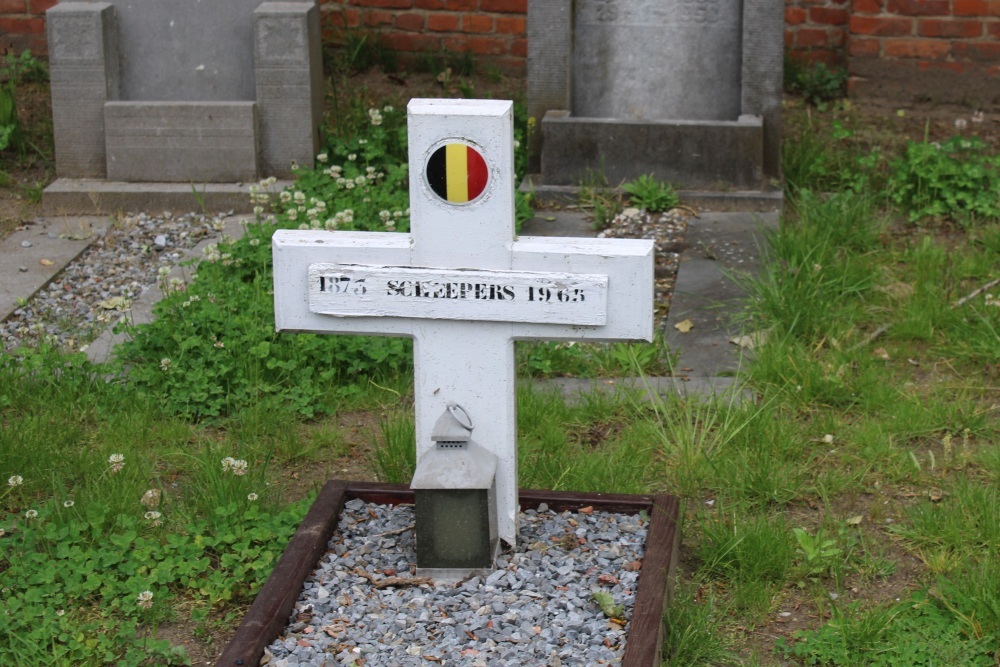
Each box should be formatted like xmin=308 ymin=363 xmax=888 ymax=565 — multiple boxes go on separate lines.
xmin=112 ymin=0 xmax=260 ymax=102
xmin=527 ymin=0 xmax=784 ymax=197
xmin=572 ymin=0 xmax=742 ymax=121
xmin=46 ymin=0 xmax=321 ymax=189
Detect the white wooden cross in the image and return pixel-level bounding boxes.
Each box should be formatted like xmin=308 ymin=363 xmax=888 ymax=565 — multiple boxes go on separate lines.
xmin=273 ymin=99 xmax=653 ymax=547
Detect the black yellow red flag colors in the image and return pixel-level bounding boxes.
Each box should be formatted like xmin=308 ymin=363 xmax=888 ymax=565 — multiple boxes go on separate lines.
xmin=426 ymin=143 xmax=489 ymax=203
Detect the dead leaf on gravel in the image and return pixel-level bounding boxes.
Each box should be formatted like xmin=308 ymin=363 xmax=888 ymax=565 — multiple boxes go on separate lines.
xmin=846 ymin=515 xmax=863 ymax=525
xmin=674 ymin=319 xmax=693 ymax=333
xmin=97 ymin=296 xmax=129 ymax=310
xmin=39 ymin=258 xmax=54 ymax=266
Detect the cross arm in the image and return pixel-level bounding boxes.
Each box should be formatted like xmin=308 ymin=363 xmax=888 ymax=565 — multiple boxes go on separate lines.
xmin=510 ymin=236 xmax=655 ymax=342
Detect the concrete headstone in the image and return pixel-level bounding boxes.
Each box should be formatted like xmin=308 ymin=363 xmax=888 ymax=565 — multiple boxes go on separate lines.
xmin=112 ymin=0 xmax=260 ymax=102
xmin=572 ymin=0 xmax=742 ymax=121
xmin=45 ymin=0 xmax=322 ymax=190
xmin=272 ymin=99 xmax=654 ymax=548
xmin=527 ymin=0 xmax=784 ymax=196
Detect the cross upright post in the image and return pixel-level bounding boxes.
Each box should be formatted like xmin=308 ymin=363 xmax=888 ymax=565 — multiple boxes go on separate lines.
xmin=273 ymin=99 xmax=654 ymax=550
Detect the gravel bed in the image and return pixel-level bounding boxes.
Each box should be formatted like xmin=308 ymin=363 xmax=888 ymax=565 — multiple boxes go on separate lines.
xmin=1 ymin=211 xmax=230 ymax=352
xmin=265 ymin=500 xmax=648 ymax=666
xmin=596 ymin=207 xmax=690 ymax=327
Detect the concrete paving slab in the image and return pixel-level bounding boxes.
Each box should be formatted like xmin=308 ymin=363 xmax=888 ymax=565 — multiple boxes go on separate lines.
xmin=520 ymin=209 xmax=596 ymax=238
xmin=521 ymin=174 xmax=783 ymax=212
xmin=42 ymin=179 xmax=293 ymax=216
xmin=531 ymin=375 xmax=751 ymax=405
xmin=665 ymin=211 xmax=778 ymax=379
xmin=85 ymin=215 xmax=251 ymax=365
xmin=0 ymin=217 xmax=109 ymax=322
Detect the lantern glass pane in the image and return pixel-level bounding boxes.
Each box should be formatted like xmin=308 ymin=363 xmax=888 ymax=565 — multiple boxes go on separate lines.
xmin=415 ymin=489 xmax=492 ymax=569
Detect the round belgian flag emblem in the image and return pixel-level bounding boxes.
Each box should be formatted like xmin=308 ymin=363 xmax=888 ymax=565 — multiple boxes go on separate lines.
xmin=426 ymin=143 xmax=489 ymax=204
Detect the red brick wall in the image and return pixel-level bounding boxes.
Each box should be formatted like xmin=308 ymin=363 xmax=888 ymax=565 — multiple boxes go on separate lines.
xmin=0 ymin=0 xmax=53 ymax=55
xmin=319 ymin=0 xmax=527 ymax=73
xmin=846 ymin=0 xmax=1000 ymax=75
xmin=785 ymin=0 xmax=1000 ymax=97
xmin=785 ymin=0 xmax=851 ymax=66
xmin=3 ymin=0 xmax=998 ymax=96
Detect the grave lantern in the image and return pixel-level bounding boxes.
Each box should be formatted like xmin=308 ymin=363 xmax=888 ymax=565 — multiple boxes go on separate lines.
xmin=411 ymin=403 xmax=499 ymax=575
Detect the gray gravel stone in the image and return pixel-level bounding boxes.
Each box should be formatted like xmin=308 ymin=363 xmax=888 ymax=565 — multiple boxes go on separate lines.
xmin=267 ymin=502 xmax=646 ymax=666
xmin=2 ymin=211 xmax=231 ymax=351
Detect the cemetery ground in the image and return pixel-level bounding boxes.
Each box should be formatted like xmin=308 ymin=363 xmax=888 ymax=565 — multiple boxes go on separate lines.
xmin=0 ymin=60 xmax=999 ymax=666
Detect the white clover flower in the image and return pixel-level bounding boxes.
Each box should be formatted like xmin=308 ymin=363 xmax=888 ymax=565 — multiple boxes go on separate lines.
xmin=137 ymin=590 xmax=154 ymax=609
xmin=315 ymin=201 xmax=327 ymax=212
xmin=383 ymin=104 xmax=394 ymax=113
xmin=358 ymin=139 xmax=368 ymax=145
xmin=25 ymin=509 xmax=38 ymax=519
xmin=972 ymin=111 xmax=985 ymax=124
xmin=298 ymin=223 xmax=309 ymax=230
xmin=324 ymin=219 xmax=338 ymax=231
xmin=144 ymin=510 xmax=162 ymax=523
xmin=265 ymin=176 xmax=277 ymax=186
xmin=108 ymin=453 xmax=125 ymax=473
xmin=160 ymin=358 xmax=171 ymax=371
xmin=955 ymin=118 xmax=968 ymax=130
xmin=249 ymin=238 xmax=260 ymax=247
xmin=63 ymin=500 xmax=74 ymax=508
xmin=231 ymin=459 xmax=248 ymax=476
xmin=141 ymin=489 xmax=161 ymax=508
xmin=279 ymin=191 xmax=292 ymax=204
xmin=221 ymin=456 xmax=236 ymax=473
xmin=385 ymin=220 xmax=396 ymax=232
xmin=157 ymin=266 xmax=171 ymax=280
xmin=393 ymin=210 xmax=403 ymax=219
xmin=379 ymin=210 xmax=391 ymax=222
xmin=344 ymin=180 xmax=355 ymax=190
xmin=253 ymin=206 xmax=264 ymax=216
xmin=306 ymin=208 xmax=319 ymax=220
xmin=823 ymin=434 xmax=835 ymax=444
xmin=347 ymin=153 xmax=357 ymax=161
xmin=354 ymin=175 xmax=366 ymax=186
xmin=368 ymin=108 xmax=383 ymax=126
xmin=293 ymin=191 xmax=306 ymax=204
xmin=287 ymin=209 xmax=298 ymax=221
xmin=248 ymin=493 xmax=259 ymax=502
xmin=7 ymin=475 xmax=23 ymax=487
xmin=316 ymin=152 xmax=328 ymax=163
xmin=214 ymin=341 xmax=225 ymax=349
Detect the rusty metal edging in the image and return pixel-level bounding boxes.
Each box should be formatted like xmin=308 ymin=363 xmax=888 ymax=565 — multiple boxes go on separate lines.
xmin=215 ymin=481 xmax=680 ymax=667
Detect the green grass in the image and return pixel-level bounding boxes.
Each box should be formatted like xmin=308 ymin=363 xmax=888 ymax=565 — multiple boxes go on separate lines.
xmin=3 ymin=82 xmax=1000 ymax=664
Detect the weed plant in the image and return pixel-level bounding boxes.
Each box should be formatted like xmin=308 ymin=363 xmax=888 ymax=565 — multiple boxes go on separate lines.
xmin=785 ymin=59 xmax=849 ymax=108
xmin=0 ymin=350 xmax=309 ymax=664
xmin=887 ymin=135 xmax=1000 ymax=223
xmin=621 ymin=174 xmax=679 ymax=212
